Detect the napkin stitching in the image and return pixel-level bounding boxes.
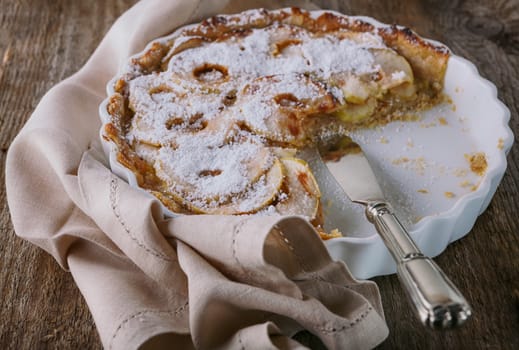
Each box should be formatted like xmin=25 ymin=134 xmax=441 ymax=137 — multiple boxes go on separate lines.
xmin=275 ymin=227 xmax=361 ymax=292
xmin=275 ymin=227 xmax=314 ymax=276
xmin=237 ymin=331 xmax=245 ymax=350
xmin=231 ymin=219 xmax=275 ymax=286
xmin=109 ymin=301 xmax=189 ymax=349
xmin=314 ymin=306 xmax=373 ymax=334
xmin=275 ymin=228 xmax=377 ymax=334
xmin=110 ymin=175 xmax=172 ymax=261
xmin=187 ymin=0 xmax=204 ymax=22
xmin=231 ymin=218 xmax=255 ymax=282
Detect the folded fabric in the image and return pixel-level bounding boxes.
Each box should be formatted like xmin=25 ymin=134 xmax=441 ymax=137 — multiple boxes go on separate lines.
xmin=5 ymin=0 xmax=389 ymax=348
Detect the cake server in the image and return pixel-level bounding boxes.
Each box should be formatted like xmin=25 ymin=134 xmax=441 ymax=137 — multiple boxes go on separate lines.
xmin=299 ymin=140 xmax=471 ymax=329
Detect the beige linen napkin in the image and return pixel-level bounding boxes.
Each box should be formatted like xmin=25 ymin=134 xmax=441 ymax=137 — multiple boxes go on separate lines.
xmin=5 ymin=0 xmax=389 ymax=348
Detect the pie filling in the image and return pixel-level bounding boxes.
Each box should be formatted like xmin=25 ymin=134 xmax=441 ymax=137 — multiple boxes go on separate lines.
xmin=103 ymin=8 xmax=449 ymax=239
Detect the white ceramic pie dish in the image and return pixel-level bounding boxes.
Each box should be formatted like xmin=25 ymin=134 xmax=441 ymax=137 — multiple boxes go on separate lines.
xmin=99 ymin=10 xmax=514 ymax=279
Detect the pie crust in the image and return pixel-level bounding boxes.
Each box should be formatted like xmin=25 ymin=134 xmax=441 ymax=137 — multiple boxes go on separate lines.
xmin=102 ymin=8 xmax=449 ymax=237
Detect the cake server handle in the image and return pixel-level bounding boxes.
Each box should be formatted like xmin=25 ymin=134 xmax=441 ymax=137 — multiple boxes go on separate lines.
xmin=366 ymin=201 xmax=472 ymax=329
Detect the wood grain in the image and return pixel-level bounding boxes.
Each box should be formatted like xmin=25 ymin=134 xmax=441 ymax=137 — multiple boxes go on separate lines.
xmin=1 ymin=0 xmax=517 ymax=349
xmin=0 ymin=1 xmax=135 ymax=348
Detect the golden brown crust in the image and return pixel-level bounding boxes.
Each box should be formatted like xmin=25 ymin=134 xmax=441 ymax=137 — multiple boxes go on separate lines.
xmin=378 ymin=25 xmax=449 ymax=91
xmin=123 ymin=8 xmax=449 ymax=81
xmin=103 ymin=8 xmax=450 ymax=234
xmin=465 ymin=152 xmax=488 ymax=176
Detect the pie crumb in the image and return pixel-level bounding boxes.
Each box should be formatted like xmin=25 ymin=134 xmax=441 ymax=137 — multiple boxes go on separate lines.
xmin=444 ymin=191 xmax=456 ymax=198
xmin=465 ymin=152 xmax=487 ymax=176
xmin=319 ymin=228 xmax=343 ymax=240
xmin=497 ymin=138 xmax=504 ymax=150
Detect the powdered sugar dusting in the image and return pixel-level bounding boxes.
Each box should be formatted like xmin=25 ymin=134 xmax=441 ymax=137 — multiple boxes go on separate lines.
xmin=167 ymin=26 xmax=383 ymax=80
xmin=301 ymin=35 xmax=378 ymax=78
xmin=233 ymin=73 xmax=323 ymax=133
xmin=157 ymin=133 xmax=268 ymax=201
xmin=120 ymin=10 xmax=409 ymax=215
xmin=127 ymin=73 xmax=226 ymax=145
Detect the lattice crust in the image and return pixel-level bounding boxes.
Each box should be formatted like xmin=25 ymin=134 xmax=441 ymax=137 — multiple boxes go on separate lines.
xmin=102 ymin=8 xmax=449 ymax=234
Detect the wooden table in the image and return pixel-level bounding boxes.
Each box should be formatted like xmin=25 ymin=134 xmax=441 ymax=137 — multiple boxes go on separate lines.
xmin=1 ymin=0 xmax=517 ymax=348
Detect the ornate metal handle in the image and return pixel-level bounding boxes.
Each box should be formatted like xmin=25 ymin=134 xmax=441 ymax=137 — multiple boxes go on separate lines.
xmin=366 ymin=201 xmax=472 ymax=329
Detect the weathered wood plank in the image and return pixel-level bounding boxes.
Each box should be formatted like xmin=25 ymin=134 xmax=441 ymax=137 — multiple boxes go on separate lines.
xmin=0 ymin=0 xmax=136 ymax=348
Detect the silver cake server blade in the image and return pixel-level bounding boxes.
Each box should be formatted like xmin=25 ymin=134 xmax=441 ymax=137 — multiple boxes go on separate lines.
xmin=298 ymin=140 xmax=472 ymax=329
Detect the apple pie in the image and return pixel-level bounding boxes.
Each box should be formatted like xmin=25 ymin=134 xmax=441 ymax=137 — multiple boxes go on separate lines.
xmin=101 ymin=8 xmax=449 ymax=236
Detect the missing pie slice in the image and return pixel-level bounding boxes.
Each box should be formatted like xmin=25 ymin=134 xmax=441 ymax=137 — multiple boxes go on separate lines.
xmin=102 ymin=8 xmax=449 ymax=236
